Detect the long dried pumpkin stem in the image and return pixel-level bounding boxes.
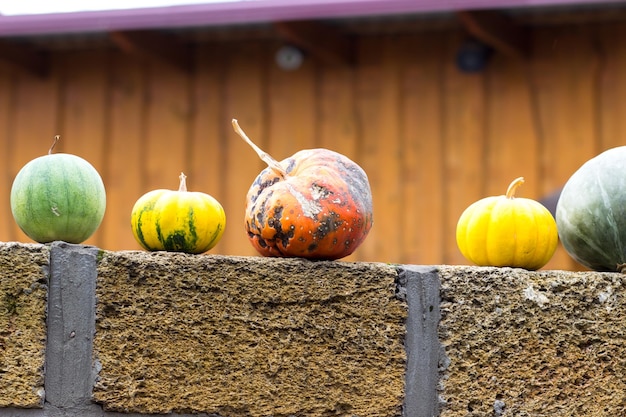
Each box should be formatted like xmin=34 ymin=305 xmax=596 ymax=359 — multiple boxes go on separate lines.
xmin=48 ymin=135 xmax=60 ymax=155
xmin=232 ymin=119 xmax=287 ymax=178
xmin=506 ymin=177 xmax=525 ymax=199
xmin=179 ymin=172 xmax=188 ymax=192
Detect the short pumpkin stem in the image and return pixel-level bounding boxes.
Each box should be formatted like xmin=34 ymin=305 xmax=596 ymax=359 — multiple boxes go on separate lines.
xmin=48 ymin=135 xmax=60 ymax=155
xmin=179 ymin=172 xmax=188 ymax=192
xmin=231 ymin=119 xmax=287 ymax=178
xmin=506 ymin=177 xmax=525 ymax=199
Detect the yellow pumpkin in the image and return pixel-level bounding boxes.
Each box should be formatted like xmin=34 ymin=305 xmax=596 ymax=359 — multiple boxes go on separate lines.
xmin=455 ymin=177 xmax=558 ymax=270
xmin=131 ymin=173 xmax=226 ymax=254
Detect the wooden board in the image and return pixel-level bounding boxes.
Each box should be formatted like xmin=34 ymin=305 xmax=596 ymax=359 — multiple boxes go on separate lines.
xmin=597 ymin=22 xmax=626 ymax=150
xmin=220 ymin=40 xmax=268 ymax=256
xmin=188 ymin=43 xmax=228 ymax=254
xmin=100 ymin=50 xmax=146 ymax=250
xmin=531 ymin=26 xmax=599 ymax=271
xmin=441 ymin=32 xmax=488 ymax=265
xmin=142 ymin=59 xmax=190 ymax=192
xmin=10 ymin=59 xmax=61 ymax=243
xmin=484 ymin=56 xmax=540 ymax=198
xmin=0 ymin=71 xmax=16 ymax=240
xmin=354 ymin=36 xmax=403 ymax=263
xmin=317 ymin=64 xmax=358 ymax=159
xmin=266 ymin=42 xmax=317 ymax=157
xmin=399 ymin=32 xmax=447 ymax=265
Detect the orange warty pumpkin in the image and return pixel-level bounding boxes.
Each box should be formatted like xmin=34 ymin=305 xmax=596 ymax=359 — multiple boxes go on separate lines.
xmin=233 ymin=119 xmax=373 ymax=260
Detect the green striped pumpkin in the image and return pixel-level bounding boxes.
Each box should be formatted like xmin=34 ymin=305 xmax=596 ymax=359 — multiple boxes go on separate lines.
xmin=131 ymin=173 xmax=226 ymax=254
xmin=10 ymin=145 xmax=106 ymax=244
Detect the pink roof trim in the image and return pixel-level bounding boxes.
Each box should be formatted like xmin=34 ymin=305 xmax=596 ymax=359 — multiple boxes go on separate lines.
xmin=0 ymin=0 xmax=620 ymax=36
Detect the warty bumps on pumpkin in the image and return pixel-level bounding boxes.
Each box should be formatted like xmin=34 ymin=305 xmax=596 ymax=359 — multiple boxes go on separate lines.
xmin=232 ymin=119 xmax=373 ymax=260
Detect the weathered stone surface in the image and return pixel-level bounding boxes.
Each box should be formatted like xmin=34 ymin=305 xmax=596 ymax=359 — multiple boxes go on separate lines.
xmin=93 ymin=251 xmax=406 ymax=417
xmin=0 ymin=242 xmax=48 ymax=408
xmin=438 ymin=265 xmax=626 ymax=417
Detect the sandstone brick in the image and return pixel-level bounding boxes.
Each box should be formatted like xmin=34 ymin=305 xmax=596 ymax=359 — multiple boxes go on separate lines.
xmin=0 ymin=242 xmax=48 ymax=408
xmin=93 ymin=251 xmax=406 ymax=417
xmin=438 ymin=265 xmax=626 ymax=417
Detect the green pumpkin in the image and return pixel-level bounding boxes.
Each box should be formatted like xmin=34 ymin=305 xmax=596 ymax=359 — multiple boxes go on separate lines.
xmin=10 ymin=137 xmax=106 ymax=244
xmin=556 ymin=146 xmax=626 ymax=272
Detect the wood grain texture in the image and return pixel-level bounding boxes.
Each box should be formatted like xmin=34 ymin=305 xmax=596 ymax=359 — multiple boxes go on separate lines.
xmin=400 ymin=33 xmax=447 ymax=265
xmin=0 ymin=71 xmax=16 ymax=241
xmin=484 ymin=56 xmax=539 ymax=197
xmin=10 ymin=61 xmax=60 ymax=243
xmin=143 ymin=60 xmax=190 ymax=193
xmin=598 ymin=23 xmax=626 ymax=150
xmin=189 ymin=43 xmax=227 ymax=253
xmin=221 ymin=41 xmax=268 ymax=256
xmin=266 ymin=42 xmax=317 ymax=157
xmin=354 ymin=35 xmax=403 ymax=263
xmin=442 ymin=32 xmax=488 ymax=265
xmin=531 ymin=26 xmax=600 ymax=271
xmin=317 ymin=64 xmax=357 ymax=159
xmin=101 ymin=50 xmax=146 ymax=251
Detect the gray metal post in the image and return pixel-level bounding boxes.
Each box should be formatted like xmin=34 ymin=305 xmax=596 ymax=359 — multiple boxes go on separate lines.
xmin=44 ymin=242 xmax=101 ymax=416
xmin=400 ymin=265 xmax=441 ymax=417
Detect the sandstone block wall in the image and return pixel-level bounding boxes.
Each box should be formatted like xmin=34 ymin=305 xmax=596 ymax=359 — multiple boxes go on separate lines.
xmin=2 ymin=242 xmax=626 ymax=417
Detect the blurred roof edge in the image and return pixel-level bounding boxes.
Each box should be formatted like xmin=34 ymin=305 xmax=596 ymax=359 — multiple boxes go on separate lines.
xmin=1 ymin=0 xmax=624 ymax=37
